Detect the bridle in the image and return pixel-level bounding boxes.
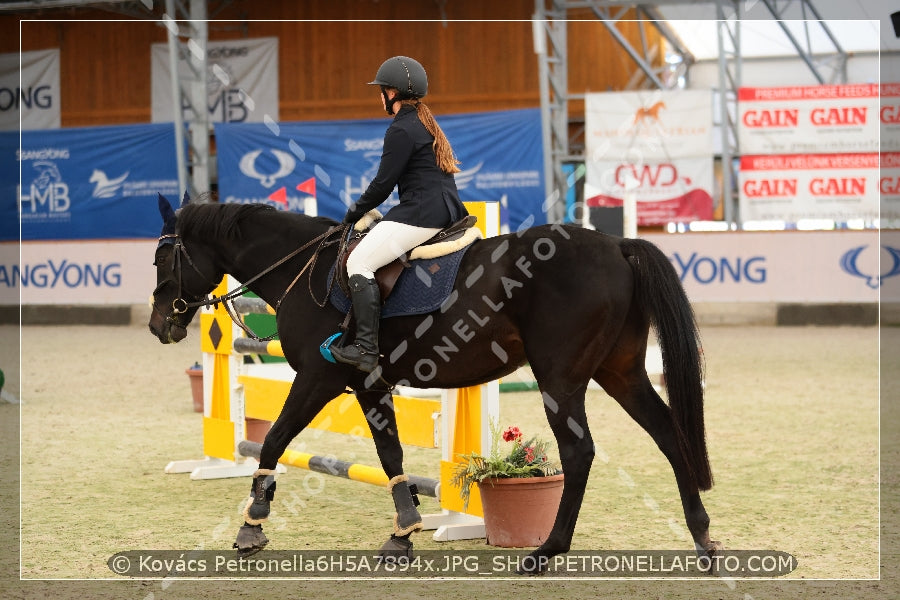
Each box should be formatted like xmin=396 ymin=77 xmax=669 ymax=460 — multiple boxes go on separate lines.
xmin=150 ymin=234 xmax=218 ymax=328
xmin=151 ymin=225 xmax=348 ymax=340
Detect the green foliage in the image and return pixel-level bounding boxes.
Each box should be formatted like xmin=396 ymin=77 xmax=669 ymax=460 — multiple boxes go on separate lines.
xmin=450 ymin=421 xmax=561 ymax=510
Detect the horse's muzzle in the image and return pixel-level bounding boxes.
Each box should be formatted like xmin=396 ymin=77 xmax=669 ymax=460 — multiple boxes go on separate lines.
xmin=148 ymin=315 xmax=187 ymax=344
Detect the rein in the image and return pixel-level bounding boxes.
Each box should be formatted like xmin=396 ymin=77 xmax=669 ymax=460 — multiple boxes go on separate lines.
xmin=157 ymin=224 xmax=348 ymax=341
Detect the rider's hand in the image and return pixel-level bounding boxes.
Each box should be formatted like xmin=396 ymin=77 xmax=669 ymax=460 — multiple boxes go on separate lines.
xmin=343 ymin=205 xmax=366 ymax=224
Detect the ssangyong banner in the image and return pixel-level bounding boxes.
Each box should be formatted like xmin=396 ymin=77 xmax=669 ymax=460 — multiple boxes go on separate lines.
xmin=3 ymin=239 xmax=158 ymax=305
xmin=584 ymin=90 xmax=714 ymax=225
xmin=738 ymin=84 xmax=880 ymax=155
xmin=2 ymin=123 xmax=180 ymax=241
xmin=738 ymin=153 xmax=879 ymax=222
xmin=151 ymin=37 xmax=278 ymax=123
xmin=0 ymin=48 xmax=60 ymax=131
xmin=215 ymin=109 xmax=544 ymax=231
xmin=643 ymin=230 xmax=881 ymax=303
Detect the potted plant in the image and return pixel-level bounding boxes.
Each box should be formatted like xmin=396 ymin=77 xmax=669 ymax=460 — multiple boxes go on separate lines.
xmin=451 ymin=423 xmax=564 ymax=548
xmin=185 ymin=362 xmax=204 ymax=413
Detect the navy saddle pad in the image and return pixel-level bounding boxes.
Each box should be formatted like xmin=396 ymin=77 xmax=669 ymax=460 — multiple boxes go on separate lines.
xmin=328 ymin=243 xmax=473 ymax=318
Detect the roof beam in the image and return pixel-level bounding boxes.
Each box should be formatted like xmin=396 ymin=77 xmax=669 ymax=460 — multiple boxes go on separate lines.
xmin=759 ymin=0 xmax=847 ymax=84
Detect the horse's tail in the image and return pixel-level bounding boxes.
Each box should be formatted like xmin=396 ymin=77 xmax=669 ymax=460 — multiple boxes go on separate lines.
xmin=619 ymin=238 xmax=713 ymax=491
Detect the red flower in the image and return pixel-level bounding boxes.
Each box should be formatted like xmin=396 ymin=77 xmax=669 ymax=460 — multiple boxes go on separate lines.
xmin=524 ymin=446 xmax=535 ymax=463
xmin=502 ymin=426 xmax=523 ymax=442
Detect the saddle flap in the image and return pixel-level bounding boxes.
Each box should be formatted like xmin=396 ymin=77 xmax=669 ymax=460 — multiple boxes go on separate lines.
xmin=339 ymin=237 xmax=406 ymax=301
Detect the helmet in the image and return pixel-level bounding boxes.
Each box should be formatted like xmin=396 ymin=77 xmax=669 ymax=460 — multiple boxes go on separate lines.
xmin=368 ymin=56 xmax=427 ymax=98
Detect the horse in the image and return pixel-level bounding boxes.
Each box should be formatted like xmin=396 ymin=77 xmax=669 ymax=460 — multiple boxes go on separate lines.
xmin=633 ymin=101 xmax=667 ymax=125
xmin=148 ymin=193 xmax=720 ymax=573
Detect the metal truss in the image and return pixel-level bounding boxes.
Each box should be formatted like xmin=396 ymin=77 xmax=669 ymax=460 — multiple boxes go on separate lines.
xmin=533 ymin=0 xmax=569 ymax=223
xmin=163 ymin=0 xmax=210 ymax=198
xmin=759 ymin=0 xmax=847 ymax=84
xmin=534 ymin=0 xmax=846 ymax=225
xmin=533 ymin=0 xmax=697 ymax=224
xmin=716 ymin=0 xmax=741 ymax=225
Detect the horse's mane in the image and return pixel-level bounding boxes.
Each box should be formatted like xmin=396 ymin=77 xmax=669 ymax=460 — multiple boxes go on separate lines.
xmin=177 ymin=202 xmax=338 ymax=241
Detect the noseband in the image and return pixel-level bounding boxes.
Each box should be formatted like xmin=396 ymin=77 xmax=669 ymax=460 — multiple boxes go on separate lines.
xmin=152 ymin=233 xmax=218 ymax=327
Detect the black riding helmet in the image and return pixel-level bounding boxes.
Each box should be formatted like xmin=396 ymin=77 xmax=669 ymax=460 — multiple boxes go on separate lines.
xmin=369 ymin=56 xmax=427 ymax=115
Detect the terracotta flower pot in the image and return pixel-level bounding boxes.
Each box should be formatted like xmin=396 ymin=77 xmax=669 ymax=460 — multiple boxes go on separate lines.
xmin=245 ymin=417 xmax=272 ymax=443
xmin=477 ymin=473 xmax=564 ymax=547
xmin=185 ymin=365 xmax=203 ymax=413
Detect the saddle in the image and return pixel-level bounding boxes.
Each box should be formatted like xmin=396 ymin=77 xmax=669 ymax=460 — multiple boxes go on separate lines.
xmin=338 ymin=213 xmax=480 ymax=300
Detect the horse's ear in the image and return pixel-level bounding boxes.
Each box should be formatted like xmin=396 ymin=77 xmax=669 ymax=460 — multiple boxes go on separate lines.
xmin=158 ymin=193 xmax=177 ymax=236
xmin=158 ymin=193 xmax=176 ymax=222
xmin=181 ymin=190 xmax=191 ymax=208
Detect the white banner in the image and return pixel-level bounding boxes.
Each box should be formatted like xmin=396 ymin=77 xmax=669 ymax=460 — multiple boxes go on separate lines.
xmin=0 ymin=49 xmax=60 ymax=131
xmin=738 ymin=84 xmax=880 ymax=155
xmin=151 ymin=37 xmax=278 ymax=123
xmin=585 ymin=89 xmax=713 ymax=160
xmin=585 ymin=156 xmax=714 ymax=225
xmin=584 ymin=90 xmax=714 ymax=225
xmin=739 ymin=153 xmax=879 ymax=222
xmin=2 ymin=240 xmax=157 ymax=305
xmin=643 ymin=230 xmax=881 ymax=303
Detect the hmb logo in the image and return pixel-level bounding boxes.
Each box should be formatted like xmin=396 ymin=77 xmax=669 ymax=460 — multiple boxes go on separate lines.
xmin=18 ymin=160 xmax=70 ymax=213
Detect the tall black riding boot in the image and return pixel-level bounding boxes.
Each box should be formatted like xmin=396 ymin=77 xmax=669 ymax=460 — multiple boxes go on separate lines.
xmin=331 ymin=274 xmax=381 ymax=372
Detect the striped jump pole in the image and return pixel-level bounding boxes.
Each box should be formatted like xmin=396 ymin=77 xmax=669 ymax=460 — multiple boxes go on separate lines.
xmin=237 ymin=440 xmax=439 ymax=498
xmin=233 ymin=337 xmax=283 ymax=357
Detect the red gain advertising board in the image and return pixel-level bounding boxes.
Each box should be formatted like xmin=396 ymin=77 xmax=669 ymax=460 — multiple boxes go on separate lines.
xmin=882 ymin=152 xmax=900 ymax=221
xmin=739 ymin=153 xmax=879 ymax=222
xmin=738 ymin=84 xmax=880 ymax=155
xmin=882 ymin=83 xmax=900 ymax=153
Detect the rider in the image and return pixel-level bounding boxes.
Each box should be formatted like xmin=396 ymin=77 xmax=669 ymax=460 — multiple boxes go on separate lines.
xmin=331 ymin=56 xmax=469 ymax=373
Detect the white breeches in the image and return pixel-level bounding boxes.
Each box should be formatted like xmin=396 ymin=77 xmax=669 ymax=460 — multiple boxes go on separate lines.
xmin=346 ymin=220 xmax=441 ymax=279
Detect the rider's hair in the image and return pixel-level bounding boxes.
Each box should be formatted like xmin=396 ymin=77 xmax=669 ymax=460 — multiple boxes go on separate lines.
xmin=398 ymin=97 xmax=461 ymax=174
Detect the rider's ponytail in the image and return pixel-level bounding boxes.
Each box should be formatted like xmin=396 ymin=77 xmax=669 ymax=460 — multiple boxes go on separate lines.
xmin=403 ymin=100 xmax=461 ymax=174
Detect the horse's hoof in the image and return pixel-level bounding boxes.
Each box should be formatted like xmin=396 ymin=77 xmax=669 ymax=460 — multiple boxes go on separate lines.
xmin=379 ymin=534 xmax=413 ymax=561
xmin=233 ymin=522 xmax=268 ymax=557
xmin=705 ymin=540 xmax=724 ymax=556
xmin=698 ymin=540 xmax=724 ymax=574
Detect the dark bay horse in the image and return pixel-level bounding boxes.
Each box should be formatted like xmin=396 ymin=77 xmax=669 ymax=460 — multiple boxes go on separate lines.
xmin=148 ymin=195 xmax=720 ymax=572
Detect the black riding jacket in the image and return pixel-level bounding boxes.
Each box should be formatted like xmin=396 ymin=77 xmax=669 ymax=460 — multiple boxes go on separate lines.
xmin=348 ymin=104 xmax=468 ymax=228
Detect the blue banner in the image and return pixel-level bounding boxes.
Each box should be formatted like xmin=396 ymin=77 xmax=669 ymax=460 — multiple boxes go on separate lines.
xmin=2 ymin=123 xmax=180 ymax=241
xmin=214 ymin=108 xmax=545 ymax=231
